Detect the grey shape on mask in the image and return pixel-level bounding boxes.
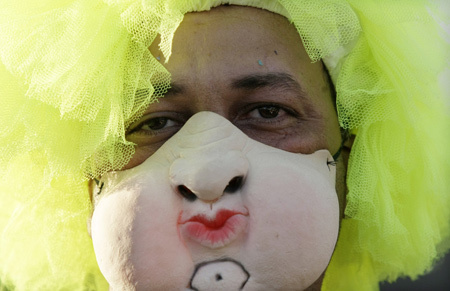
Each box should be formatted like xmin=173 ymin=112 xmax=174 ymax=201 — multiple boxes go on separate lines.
xmin=190 ymin=258 xmax=250 ymax=291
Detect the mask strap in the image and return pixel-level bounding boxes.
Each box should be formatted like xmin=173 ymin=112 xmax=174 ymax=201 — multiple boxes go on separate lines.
xmin=93 ymin=178 xmax=104 ymax=196
xmin=332 ymin=139 xmax=345 ymax=161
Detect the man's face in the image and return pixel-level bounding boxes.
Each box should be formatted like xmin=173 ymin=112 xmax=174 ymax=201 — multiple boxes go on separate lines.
xmin=91 ymin=5 xmax=345 ymax=290
xmin=128 ymin=6 xmax=342 ymax=167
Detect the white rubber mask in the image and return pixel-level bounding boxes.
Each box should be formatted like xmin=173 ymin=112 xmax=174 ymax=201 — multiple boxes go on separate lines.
xmin=91 ymin=111 xmax=340 ymax=290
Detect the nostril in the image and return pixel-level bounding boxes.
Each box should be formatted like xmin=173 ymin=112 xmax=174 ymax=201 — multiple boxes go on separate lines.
xmin=224 ymin=176 xmax=244 ymax=193
xmin=178 ymin=185 xmax=197 ymax=202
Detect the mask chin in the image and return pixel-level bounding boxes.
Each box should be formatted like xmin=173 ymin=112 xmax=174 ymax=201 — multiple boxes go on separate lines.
xmin=91 ymin=111 xmax=340 ymax=290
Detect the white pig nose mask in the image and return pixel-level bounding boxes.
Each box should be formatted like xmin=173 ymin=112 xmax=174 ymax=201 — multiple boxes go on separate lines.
xmin=168 ymin=114 xmax=250 ymax=203
xmin=91 ymin=111 xmax=340 ymax=291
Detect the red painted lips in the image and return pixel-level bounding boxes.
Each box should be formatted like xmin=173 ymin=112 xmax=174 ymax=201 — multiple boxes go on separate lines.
xmin=180 ymin=209 xmax=249 ymax=249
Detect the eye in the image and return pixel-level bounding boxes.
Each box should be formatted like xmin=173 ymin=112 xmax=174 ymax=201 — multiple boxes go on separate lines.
xmin=235 ymin=102 xmax=302 ymax=139
xmin=245 ymin=103 xmax=293 ymax=121
xmin=126 ymin=113 xmax=186 ymax=150
xmin=251 ymin=105 xmax=280 ymax=119
xmin=127 ymin=114 xmax=183 ymax=136
xmin=140 ymin=117 xmax=174 ymax=131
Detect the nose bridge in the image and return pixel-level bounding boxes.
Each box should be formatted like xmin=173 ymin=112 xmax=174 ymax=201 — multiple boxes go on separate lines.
xmin=168 ymin=112 xmax=249 ymax=202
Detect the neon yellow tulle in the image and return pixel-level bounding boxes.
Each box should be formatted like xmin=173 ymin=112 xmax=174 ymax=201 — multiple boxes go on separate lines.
xmin=0 ymin=0 xmax=449 ymax=290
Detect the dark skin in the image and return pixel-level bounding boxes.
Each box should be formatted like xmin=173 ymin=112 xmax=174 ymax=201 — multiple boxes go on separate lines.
xmin=91 ymin=5 xmax=351 ymax=290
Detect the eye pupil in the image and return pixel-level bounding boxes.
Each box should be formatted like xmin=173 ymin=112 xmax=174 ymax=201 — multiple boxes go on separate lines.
xmin=258 ymin=106 xmax=279 ymax=118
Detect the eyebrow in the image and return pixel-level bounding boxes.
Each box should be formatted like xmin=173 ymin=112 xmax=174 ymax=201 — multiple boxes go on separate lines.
xmin=231 ymin=72 xmax=305 ymax=95
xmin=154 ymin=72 xmax=307 ymax=99
xmin=163 ymin=83 xmax=184 ymax=97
